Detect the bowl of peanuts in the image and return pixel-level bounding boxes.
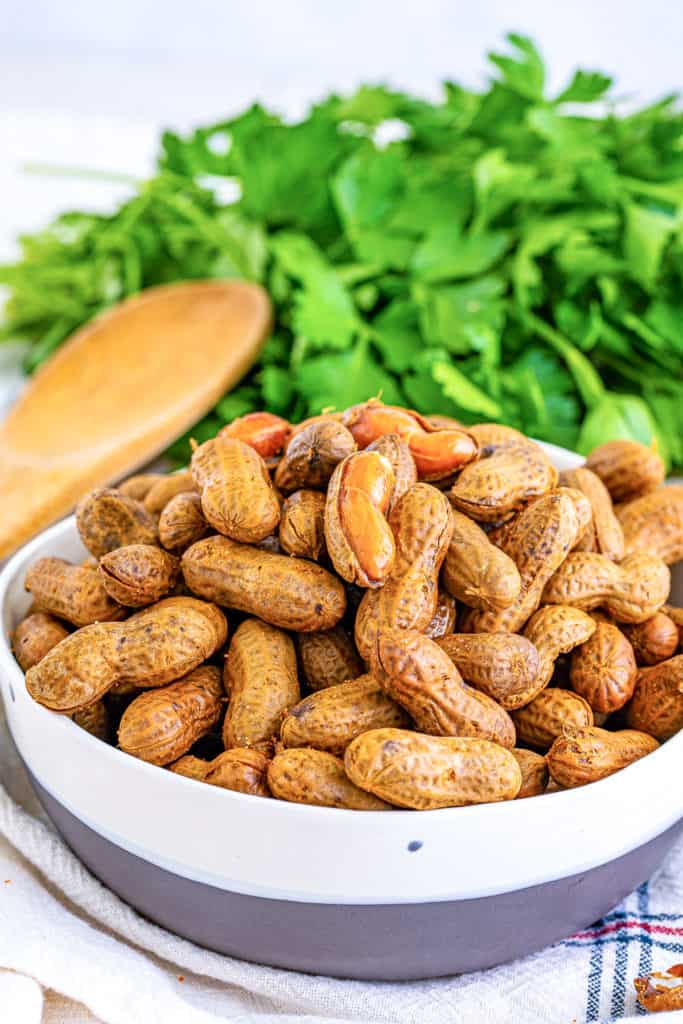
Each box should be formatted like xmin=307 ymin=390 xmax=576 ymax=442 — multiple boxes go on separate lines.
xmin=1 ymin=401 xmax=681 ymax=980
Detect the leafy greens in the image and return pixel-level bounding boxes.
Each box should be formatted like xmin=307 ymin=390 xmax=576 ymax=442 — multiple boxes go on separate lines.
xmin=3 ymin=34 xmax=683 ymax=466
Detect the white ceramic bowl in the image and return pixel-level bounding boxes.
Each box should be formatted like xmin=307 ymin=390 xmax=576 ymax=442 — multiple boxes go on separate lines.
xmin=1 ymin=443 xmax=681 ymax=979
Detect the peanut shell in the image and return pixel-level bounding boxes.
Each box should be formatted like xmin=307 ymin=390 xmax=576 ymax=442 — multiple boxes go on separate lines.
xmin=12 ymin=612 xmax=69 ymax=671
xmin=268 ymin=747 xmax=391 ymax=809
xmin=547 ymin=726 xmax=658 ymax=787
xmin=99 ymin=544 xmax=179 ymax=607
xmin=191 ymin=436 xmax=280 ymax=543
xmin=76 ymin=487 xmax=158 ymax=557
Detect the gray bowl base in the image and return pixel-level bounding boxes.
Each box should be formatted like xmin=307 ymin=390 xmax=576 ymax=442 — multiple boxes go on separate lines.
xmin=29 ymin=768 xmax=682 ymax=981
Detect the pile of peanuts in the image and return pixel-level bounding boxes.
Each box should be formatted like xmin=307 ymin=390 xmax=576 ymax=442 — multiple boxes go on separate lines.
xmin=13 ymin=400 xmax=683 ymax=810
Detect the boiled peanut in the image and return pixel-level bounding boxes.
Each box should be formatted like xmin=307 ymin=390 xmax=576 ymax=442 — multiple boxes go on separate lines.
xmin=191 ymin=436 xmax=280 ymax=543
xmin=570 ymin=621 xmax=637 ymax=713
xmin=296 ymin=627 xmax=364 ymax=692
xmin=616 ymin=485 xmax=683 ymax=564
xmin=118 ymin=473 xmax=165 ymax=501
xmin=441 ymin=509 xmax=521 ymax=612
xmin=559 ymin=468 xmax=623 ymax=560
xmin=426 ymin=414 xmax=464 ymax=431
xmin=143 ymin=470 xmax=195 ymax=514
xmin=205 ymin=748 xmax=271 ymax=796
xmin=449 ymin=440 xmax=558 ymax=522
xmin=355 ymin=484 xmax=454 ymax=658
xmin=275 ymin=420 xmax=356 ymax=493
xmin=626 ymin=654 xmax=683 ymax=740
xmin=512 ymin=749 xmax=548 ymax=799
xmin=371 ymin=630 xmax=515 ymax=747
xmin=343 ymin=399 xmax=477 ymax=481
xmin=585 ymin=440 xmax=665 ymax=503
xmin=25 ymin=557 xmax=124 ymax=627
xmin=634 ymin=965 xmax=683 ymax=1013
xmin=118 ymin=665 xmax=223 ymax=765
xmin=158 ymin=491 xmax=209 ymax=551
xmin=467 ymin=423 xmax=527 ymax=446
xmin=547 ymin=726 xmax=658 ymax=787
xmin=625 ymin=613 xmax=679 ymax=666
xmin=463 ymin=492 xmax=579 ymax=633
xmin=280 ymin=675 xmax=409 ymax=755
xmin=222 ymin=618 xmax=300 ymax=752
xmin=555 ymin=487 xmax=593 ymax=549
xmin=182 ymin=535 xmax=346 ymax=632
xmin=12 ymin=612 xmax=69 ymax=671
xmin=542 ymin=552 xmax=670 ymax=624
xmin=268 ymin=747 xmax=391 ymax=809
xmin=345 ymin=728 xmax=521 ymax=810
xmin=517 ymin=605 xmax=596 ymax=706
xmin=278 ymin=490 xmax=326 ymax=561
xmin=99 ymin=544 xmax=179 ymax=607
xmin=424 ymin=590 xmax=456 ymax=639
xmin=76 ymin=487 xmax=158 ymax=557
xmin=512 ymin=688 xmax=594 ymax=750
xmin=73 ymin=700 xmax=109 ymax=741
xmin=219 ymin=411 xmax=290 ymax=458
xmin=366 ymin=433 xmax=417 ymax=511
xmin=25 ymin=597 xmax=227 ymax=712
xmin=324 ymin=451 xmax=396 ymax=587
xmin=169 ymin=755 xmax=210 ymax=780
xmin=437 ymin=632 xmax=540 ymax=710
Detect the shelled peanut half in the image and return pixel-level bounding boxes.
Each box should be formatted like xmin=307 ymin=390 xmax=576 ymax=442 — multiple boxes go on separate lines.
xmin=14 ymin=400 xmax=681 ymax=811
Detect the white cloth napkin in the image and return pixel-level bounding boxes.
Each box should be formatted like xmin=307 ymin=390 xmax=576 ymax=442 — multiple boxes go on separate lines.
xmin=0 ymin=697 xmax=682 ymax=1024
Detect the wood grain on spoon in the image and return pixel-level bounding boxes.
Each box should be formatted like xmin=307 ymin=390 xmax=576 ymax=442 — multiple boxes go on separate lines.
xmin=0 ymin=280 xmax=272 ymax=558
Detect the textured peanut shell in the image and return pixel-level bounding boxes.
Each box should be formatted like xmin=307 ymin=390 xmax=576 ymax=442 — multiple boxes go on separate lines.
xmin=279 ymin=490 xmax=327 ymax=561
xmin=355 ymin=484 xmax=454 ymax=659
xmin=627 ymin=654 xmax=683 ymax=740
xmin=158 ymin=491 xmax=209 ymax=551
xmin=366 ymin=433 xmax=417 ymax=511
xmin=467 ymin=424 xmax=527 ymax=447
xmin=542 ymin=552 xmax=670 ymax=624
xmin=182 ymin=535 xmax=346 ymax=632
xmin=624 ymin=613 xmax=679 ymax=666
xmin=99 ymin=544 xmax=179 ymax=607
xmin=280 ymin=674 xmax=410 ymax=755
xmin=512 ymin=749 xmax=549 ymax=799
xmin=662 ymin=605 xmax=683 ymax=648
xmin=463 ymin=492 xmax=579 ymax=634
xmin=25 ymin=557 xmax=124 ymax=627
xmin=168 ymin=755 xmax=210 ymax=781
xmin=143 ymin=470 xmax=195 ymax=514
xmin=268 ymin=748 xmax=390 ymax=810
xmin=76 ymin=488 xmax=158 ymax=558
xmin=559 ymin=469 xmax=624 ymax=560
xmin=205 ymin=748 xmax=271 ymax=796
xmin=449 ymin=440 xmax=558 ymax=522
xmin=25 ymin=622 xmax=121 ymax=712
xmin=585 ymin=440 xmax=665 ymax=503
xmin=547 ymin=726 xmax=658 ymax=787
xmin=424 ymin=590 xmax=456 ymax=640
xmin=324 ymin=451 xmax=396 ymax=587
xmin=73 ymin=700 xmax=109 ymax=741
xmin=116 ymin=598 xmax=227 ymax=688
xmin=118 ymin=665 xmax=223 ymax=765
xmin=437 ymin=633 xmax=541 ymax=710
xmin=441 ymin=509 xmax=521 ymax=612
xmin=371 ymin=630 xmax=515 ymax=747
xmin=512 ymin=688 xmax=594 ymax=750
xmin=275 ymin=420 xmax=357 ymax=493
xmin=26 ymin=597 xmax=227 ymax=713
xmin=12 ymin=612 xmax=69 ymax=671
xmin=191 ymin=436 xmax=280 ymax=543
xmin=222 ymin=618 xmax=300 ymax=752
xmin=118 ymin=473 xmax=165 ymax=501
xmin=345 ymin=728 xmax=521 ymax=810
xmin=634 ymin=966 xmax=683 ymax=1013
xmin=518 ymin=605 xmax=597 ymax=706
xmin=616 ymin=485 xmax=683 ymax=565
xmin=296 ymin=628 xmax=364 ymax=693
xmin=570 ymin=622 xmax=637 ymax=713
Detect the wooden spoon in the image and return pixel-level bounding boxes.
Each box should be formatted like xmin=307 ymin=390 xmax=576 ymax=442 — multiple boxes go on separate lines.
xmin=0 ymin=279 xmax=271 ymax=558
